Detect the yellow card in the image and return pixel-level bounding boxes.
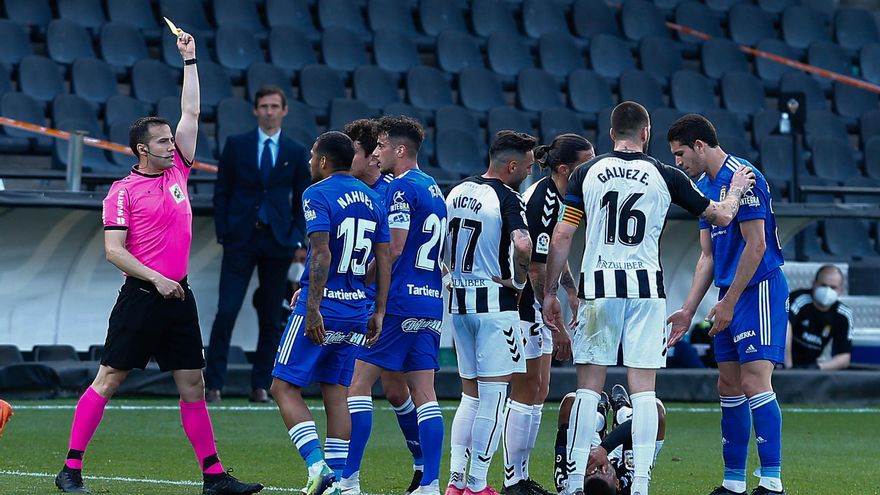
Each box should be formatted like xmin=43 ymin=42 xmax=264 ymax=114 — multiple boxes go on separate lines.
xmin=163 ymin=16 xmax=183 ymax=37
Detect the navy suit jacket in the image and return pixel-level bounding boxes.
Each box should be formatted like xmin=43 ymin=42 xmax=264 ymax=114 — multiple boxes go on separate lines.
xmin=213 ymin=129 xmax=310 ymax=251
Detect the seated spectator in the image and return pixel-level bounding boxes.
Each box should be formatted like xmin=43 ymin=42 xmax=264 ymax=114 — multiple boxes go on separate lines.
xmin=785 ymin=265 xmax=853 ymax=370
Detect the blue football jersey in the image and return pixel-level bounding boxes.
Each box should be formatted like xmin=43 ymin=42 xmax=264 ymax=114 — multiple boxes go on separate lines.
xmin=697 ymin=155 xmax=784 ymax=288
xmin=385 ymin=168 xmax=448 ymax=319
xmin=295 ymin=174 xmax=390 ymax=322
xmin=364 ymin=173 xmax=394 ymax=304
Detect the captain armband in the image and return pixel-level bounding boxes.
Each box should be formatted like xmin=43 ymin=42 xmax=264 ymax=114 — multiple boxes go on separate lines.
xmin=559 ymin=204 xmax=584 ymax=227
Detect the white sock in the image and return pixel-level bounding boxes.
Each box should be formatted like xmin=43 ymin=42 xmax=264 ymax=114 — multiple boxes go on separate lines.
xmin=502 ymin=399 xmax=532 ymax=487
xmin=522 ymin=404 xmax=543 ymax=480
xmin=591 ymin=410 xmax=606 ymax=448
xmin=566 ymin=389 xmax=600 ymax=492
xmin=653 ymin=440 xmax=664 ymax=465
xmin=631 ymin=391 xmax=659 ymax=494
xmin=449 ymin=393 xmax=478 ymax=488
xmin=467 ymin=381 xmax=508 ymax=492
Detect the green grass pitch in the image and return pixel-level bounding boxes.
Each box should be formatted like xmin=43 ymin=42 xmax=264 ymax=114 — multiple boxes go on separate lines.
xmin=0 ymin=398 xmax=876 ymax=494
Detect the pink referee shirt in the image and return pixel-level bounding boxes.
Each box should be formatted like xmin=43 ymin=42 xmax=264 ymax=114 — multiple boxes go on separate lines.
xmin=102 ymin=147 xmax=193 ymax=282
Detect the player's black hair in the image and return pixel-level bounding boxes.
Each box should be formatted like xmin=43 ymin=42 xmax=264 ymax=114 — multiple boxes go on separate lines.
xmin=584 ymin=475 xmax=617 ymax=495
xmin=253 ymin=85 xmax=288 ymax=109
xmin=534 ymin=133 xmax=594 ymax=172
xmin=343 ymin=119 xmax=379 ymax=156
xmin=814 ymin=264 xmax=844 ymax=283
xmin=129 ymin=116 xmax=172 ymax=156
xmin=489 ymin=130 xmax=538 ymax=164
xmin=376 ymin=115 xmax=424 ymax=157
xmin=610 ymin=101 xmax=650 ymax=141
xmin=314 ymin=131 xmax=355 ymax=170
xmin=666 ymin=113 xmax=720 ymax=148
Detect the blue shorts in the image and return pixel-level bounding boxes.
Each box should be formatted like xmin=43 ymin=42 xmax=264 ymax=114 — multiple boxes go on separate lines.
xmin=357 ymin=313 xmax=441 ymax=372
xmin=715 ymin=269 xmax=789 ymax=365
xmin=272 ymin=311 xmax=366 ymax=387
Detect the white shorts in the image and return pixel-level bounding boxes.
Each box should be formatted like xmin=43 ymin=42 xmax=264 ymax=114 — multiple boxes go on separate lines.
xmin=521 ymin=320 xmax=553 ymax=360
xmin=571 ymin=298 xmax=668 ymax=369
xmin=452 ymin=312 xmax=526 ymax=379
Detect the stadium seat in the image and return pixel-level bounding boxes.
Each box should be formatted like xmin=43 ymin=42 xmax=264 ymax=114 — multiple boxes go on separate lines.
xmin=861 ymin=43 xmax=880 ymax=85
xmin=100 ymin=23 xmax=149 ymax=76
xmin=780 ymin=72 xmax=827 ymax=112
xmin=758 ymin=0 xmax=795 ymax=15
xmin=322 ymin=27 xmax=368 ymax=73
xmin=471 ymin=0 xmax=519 ymax=38
xmin=437 ymin=31 xmax=484 ymax=74
xmin=353 ymin=65 xmax=400 ymax=110
xmin=329 ymin=98 xmax=375 ymax=131
xmin=33 ymin=345 xmax=79 ymax=361
xmin=619 ymin=70 xmax=665 ymax=112
xmin=729 ymin=4 xmax=775 ymax=46
xmin=701 ymin=38 xmax=748 ymax=80
xmin=517 ymin=68 xmax=563 ymax=113
xmin=524 ymin=0 xmax=570 ymax=39
xmin=162 ymin=31 xmax=214 ymax=68
xmin=407 ymin=66 xmax=453 ymax=111
xmin=639 ymin=36 xmax=682 ymax=88
xmin=197 ymin=61 xmax=233 ymax=118
xmin=0 ymin=92 xmax=34 ymax=153
xmin=487 ymin=106 xmax=534 ymax=137
xmin=213 ymin=0 xmax=263 ymax=31
xmin=596 ymin=107 xmax=614 ymax=152
xmin=487 ymin=32 xmax=534 ymax=80
xmin=573 ymin=0 xmax=621 ymax=39
xmin=721 ymin=71 xmax=766 ymax=119
xmin=108 ymin=121 xmax=136 ymax=165
xmin=568 ymin=70 xmax=613 ymax=122
xmin=382 ymin=103 xmax=426 ymax=126
xmin=88 ymin=345 xmax=104 ymax=361
xmin=540 ymin=108 xmax=586 ymax=143
xmin=132 ymin=59 xmax=179 ymax=105
xmin=0 ymin=345 xmax=24 ymax=365
xmin=0 ymin=363 xmax=61 ymax=395
xmin=284 ymin=100 xmax=319 ymax=143
xmin=843 ymin=177 xmax=880 ymax=204
xmin=107 ymin=0 xmax=161 ymax=41
xmin=670 ymin=70 xmax=717 ymax=113
xmin=648 ymin=107 xmax=684 ymax=164
xmin=216 ymin=27 xmax=265 ymax=73
xmin=53 ymin=119 xmax=117 ymax=171
xmin=217 ymin=97 xmax=258 ymax=151
xmin=71 ymin=59 xmax=119 ymax=107
xmin=374 ymin=30 xmax=421 ymax=75
xmin=436 ymin=105 xmax=481 ymax=136
xmin=781 ymin=5 xmax=830 ymax=52
xmin=833 ymin=82 xmax=879 ymax=121
xmin=318 ymin=0 xmax=370 ymax=40
xmin=759 ymin=135 xmax=797 ymax=186
xmin=105 ymin=95 xmax=151 ymax=128
xmin=5 ymin=0 xmax=52 ymax=35
xmin=704 ymin=108 xmax=747 ymax=142
xmin=266 ymin=0 xmax=321 ymax=41
xmin=674 ymin=2 xmax=723 ymax=45
xmin=369 ymin=0 xmax=429 ymax=46
xmin=458 ymin=67 xmax=505 ymax=112
xmin=718 ymin=132 xmax=756 ymax=164
xmin=705 ymin=0 xmax=748 ymax=12
xmin=419 ymin=0 xmax=467 ymax=37
xmin=58 ymin=0 xmax=107 ymax=31
xmin=590 ymin=34 xmax=635 ymax=81
xmin=18 ymin=56 xmax=65 ymax=106
xmin=0 ymin=65 xmax=11 ymax=99
xmin=539 ymin=33 xmax=586 ymax=79
xmin=436 ymin=129 xmax=483 ymax=176
xmin=156 ymin=96 xmax=182 ymax=128
xmin=158 ymin=0 xmax=212 ymax=34
xmin=811 ymin=136 xmax=860 ymax=182
xmin=834 ymin=8 xmax=880 ymax=52
xmin=807 ymin=41 xmax=850 ymax=89
xmin=824 ymin=219 xmax=877 ymax=259
xmin=866 ymin=137 xmax=880 ymax=179
xmin=621 ymin=0 xmax=669 ymax=42
xmin=269 ymin=30 xmax=316 ymax=76
xmin=805 ymin=110 xmax=848 ymax=147
xmin=755 ymin=39 xmax=798 ymax=86
xmin=0 ymin=19 xmax=33 ymax=68
xmin=861 ymin=110 xmax=880 ymax=145
xmin=299 ymin=65 xmax=346 ymax=112
xmin=46 ymin=20 xmax=96 ymax=65
xmin=752 ymin=109 xmax=783 ymax=147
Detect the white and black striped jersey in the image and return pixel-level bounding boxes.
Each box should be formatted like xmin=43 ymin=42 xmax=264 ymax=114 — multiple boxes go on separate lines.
xmin=561 ymin=151 xmax=710 ymax=299
xmin=446 ymin=176 xmax=528 ymax=314
xmin=519 ymin=176 xmax=561 ymax=322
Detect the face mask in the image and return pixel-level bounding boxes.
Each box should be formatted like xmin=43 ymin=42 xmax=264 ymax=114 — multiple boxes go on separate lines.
xmin=813 ymin=286 xmax=838 ymax=307
xmin=288 ymin=262 xmax=305 ymax=283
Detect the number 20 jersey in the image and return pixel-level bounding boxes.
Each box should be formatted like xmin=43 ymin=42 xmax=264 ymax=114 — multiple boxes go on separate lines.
xmin=562 ymin=151 xmax=709 ymax=299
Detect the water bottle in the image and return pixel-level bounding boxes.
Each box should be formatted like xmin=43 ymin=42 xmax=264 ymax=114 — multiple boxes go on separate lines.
xmin=779 ymin=112 xmax=791 ymax=134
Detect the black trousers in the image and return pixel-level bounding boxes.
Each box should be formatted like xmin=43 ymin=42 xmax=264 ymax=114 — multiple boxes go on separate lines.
xmin=205 ymin=227 xmax=292 ymax=390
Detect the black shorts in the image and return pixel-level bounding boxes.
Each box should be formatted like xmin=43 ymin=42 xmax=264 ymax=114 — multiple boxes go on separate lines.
xmin=102 ymin=276 xmax=205 ymax=372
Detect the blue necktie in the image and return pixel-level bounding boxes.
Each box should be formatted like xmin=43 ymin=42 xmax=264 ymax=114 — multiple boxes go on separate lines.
xmin=258 ymin=138 xmax=273 ymax=224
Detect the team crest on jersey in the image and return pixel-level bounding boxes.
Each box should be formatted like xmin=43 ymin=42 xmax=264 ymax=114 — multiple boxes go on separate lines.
xmin=303 ymin=199 xmax=316 ymax=221
xmin=169 ymin=183 xmax=186 ymax=204
xmin=536 ymin=232 xmax=550 ymax=255
xmin=390 ymin=190 xmax=410 ymax=212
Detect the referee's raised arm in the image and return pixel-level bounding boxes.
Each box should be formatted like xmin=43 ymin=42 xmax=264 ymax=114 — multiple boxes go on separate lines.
xmin=174 ymin=31 xmax=200 ymax=163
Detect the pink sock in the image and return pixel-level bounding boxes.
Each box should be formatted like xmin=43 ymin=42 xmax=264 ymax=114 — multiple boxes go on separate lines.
xmin=65 ymin=387 xmax=109 ymax=470
xmin=180 ymin=400 xmax=225 ymax=475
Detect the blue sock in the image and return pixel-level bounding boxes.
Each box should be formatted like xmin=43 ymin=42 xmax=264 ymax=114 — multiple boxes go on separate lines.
xmin=750 ymin=392 xmax=783 ymax=489
xmin=289 ymin=421 xmax=323 ymax=467
xmin=720 ymin=395 xmax=750 ymax=492
xmin=325 ymin=438 xmax=349 ymax=480
xmin=343 ymin=396 xmax=373 ymax=478
xmin=416 ymin=401 xmax=444 ymax=486
xmin=393 ymin=396 xmax=425 ymax=468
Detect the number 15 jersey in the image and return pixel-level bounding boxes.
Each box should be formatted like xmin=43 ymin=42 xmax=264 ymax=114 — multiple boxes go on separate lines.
xmin=561 ymin=151 xmax=709 ymax=299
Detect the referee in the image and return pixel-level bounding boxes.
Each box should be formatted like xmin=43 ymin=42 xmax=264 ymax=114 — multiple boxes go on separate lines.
xmin=54 ymin=31 xmax=262 ymax=495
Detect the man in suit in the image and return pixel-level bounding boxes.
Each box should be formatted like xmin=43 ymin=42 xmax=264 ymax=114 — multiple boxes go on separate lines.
xmin=206 ymin=85 xmax=310 ymax=403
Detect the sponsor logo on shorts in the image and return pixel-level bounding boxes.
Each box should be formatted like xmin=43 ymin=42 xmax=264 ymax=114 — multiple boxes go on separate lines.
xmin=745 ymin=344 xmax=758 ymax=354
xmin=733 ymin=329 xmax=756 ymax=343
xmin=169 ymin=183 xmax=186 ymax=204
xmin=401 ymin=318 xmax=442 ymax=334
xmin=536 ymin=232 xmax=550 ymax=255
xmin=323 ymin=331 xmax=365 ymax=346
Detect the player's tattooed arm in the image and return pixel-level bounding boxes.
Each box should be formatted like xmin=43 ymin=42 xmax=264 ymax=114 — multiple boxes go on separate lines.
xmin=560 ymin=262 xmax=577 ymax=296
xmin=305 ymin=231 xmax=331 ymax=344
xmin=528 ymin=261 xmax=547 ymax=301
xmin=699 ymin=165 xmax=755 ymax=227
xmin=511 ymin=228 xmax=532 ymax=288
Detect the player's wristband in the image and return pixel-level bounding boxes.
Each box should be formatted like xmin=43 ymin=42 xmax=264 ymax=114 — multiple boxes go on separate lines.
xmin=184 ymin=58 xmax=197 ymax=66
xmin=512 ymin=279 xmax=526 ymax=290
